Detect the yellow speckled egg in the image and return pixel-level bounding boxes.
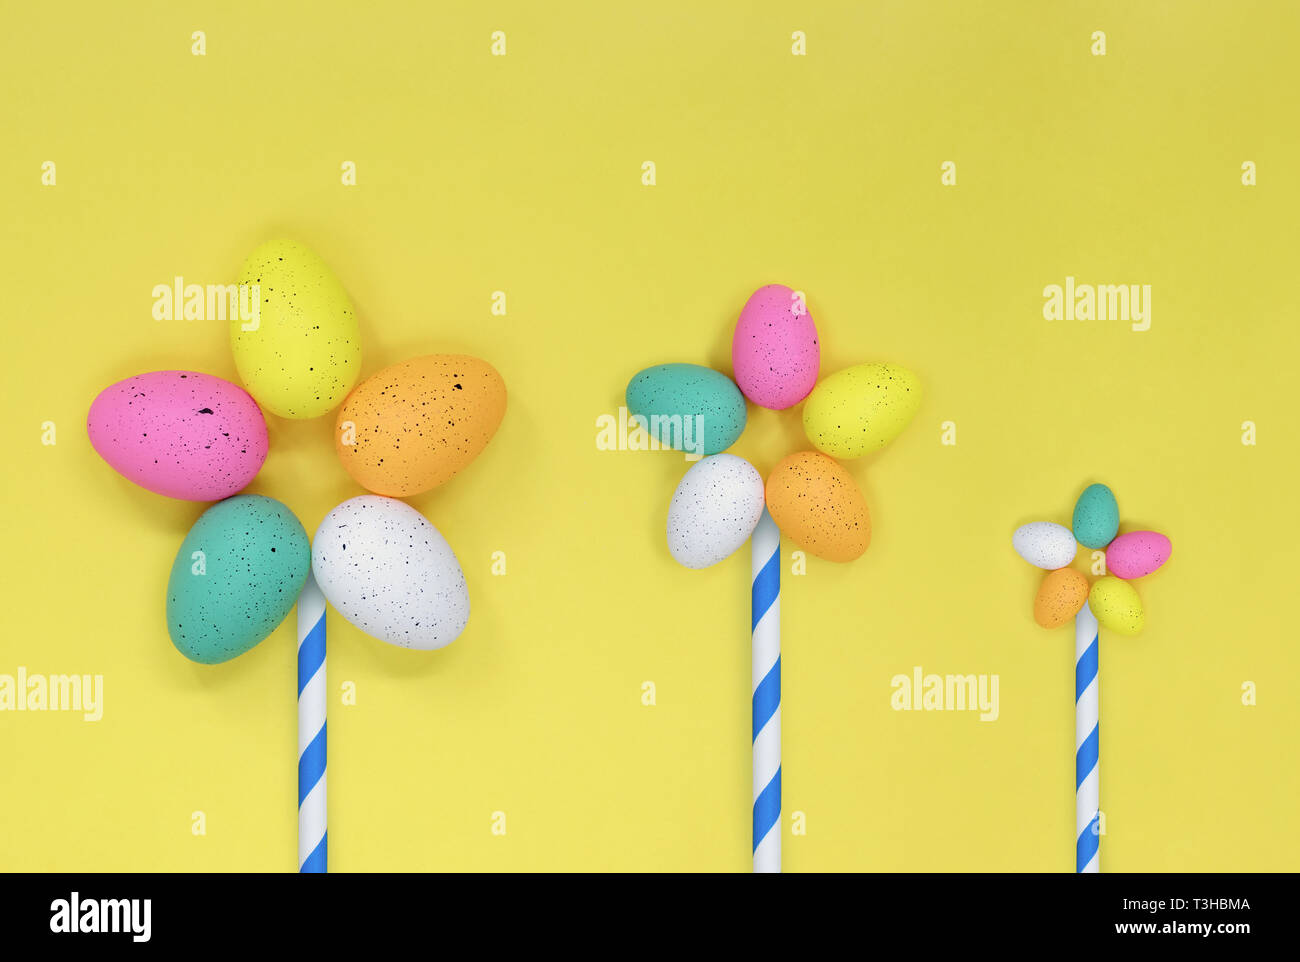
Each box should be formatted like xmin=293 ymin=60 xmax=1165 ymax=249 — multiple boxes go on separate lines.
xmin=335 ymin=354 xmax=506 ymax=497
xmin=1033 ymin=568 xmax=1090 ymax=628
xmin=1089 ymin=576 xmax=1145 ymax=636
xmin=765 ymin=451 xmax=870 ymax=562
xmin=802 ymin=362 xmax=921 ymax=458
xmin=231 ymin=239 xmax=361 ymax=419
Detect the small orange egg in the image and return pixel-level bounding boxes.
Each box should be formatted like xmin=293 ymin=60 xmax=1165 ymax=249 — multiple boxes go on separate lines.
xmin=1033 ymin=568 xmax=1090 ymax=628
xmin=335 ymin=354 xmax=506 ymax=497
xmin=764 ymin=451 xmax=870 ymax=562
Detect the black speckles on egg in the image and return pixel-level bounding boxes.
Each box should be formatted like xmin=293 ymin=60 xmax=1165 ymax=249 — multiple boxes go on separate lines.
xmin=765 ymin=451 xmax=870 ymax=562
xmin=231 ymin=238 xmax=361 ymax=420
xmin=86 ymin=370 xmax=269 ymax=501
xmin=732 ymin=283 xmax=821 ymax=410
xmin=165 ymin=495 xmax=311 ymax=664
xmin=666 ymin=454 xmax=766 ymax=568
xmin=310 ymin=495 xmax=470 ymax=650
xmin=625 ymin=363 xmax=748 ymax=456
xmin=334 ymin=354 xmax=507 ymax=497
xmin=801 ymin=362 xmax=922 ymax=459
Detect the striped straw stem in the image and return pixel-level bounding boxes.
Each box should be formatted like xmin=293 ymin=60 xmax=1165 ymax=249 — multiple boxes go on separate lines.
xmin=751 ymin=509 xmax=781 ymax=873
xmin=1075 ymin=600 xmax=1100 ymax=873
xmin=297 ymin=572 xmax=328 ymax=873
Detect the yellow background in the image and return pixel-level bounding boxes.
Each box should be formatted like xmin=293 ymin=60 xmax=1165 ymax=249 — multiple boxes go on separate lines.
xmin=2 ymin=1 xmax=1297 ymax=871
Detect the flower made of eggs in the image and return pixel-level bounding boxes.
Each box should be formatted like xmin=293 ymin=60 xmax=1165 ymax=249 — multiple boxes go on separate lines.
xmin=88 ymin=237 xmax=506 ymax=663
xmin=1013 ymin=483 xmax=1173 ymax=635
xmin=627 ymin=283 xmax=921 ymax=569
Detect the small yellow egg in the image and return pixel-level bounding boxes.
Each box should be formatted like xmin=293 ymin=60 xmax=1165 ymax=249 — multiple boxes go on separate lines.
xmin=1089 ymin=576 xmax=1145 ymax=636
xmin=802 ymin=362 xmax=921 ymax=459
xmin=231 ymin=239 xmax=361 ymax=419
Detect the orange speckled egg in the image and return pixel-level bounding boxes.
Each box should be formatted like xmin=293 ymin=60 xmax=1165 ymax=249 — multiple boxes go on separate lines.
xmin=764 ymin=451 xmax=870 ymax=562
xmin=1033 ymin=568 xmax=1089 ymax=628
xmin=335 ymin=354 xmax=506 ymax=497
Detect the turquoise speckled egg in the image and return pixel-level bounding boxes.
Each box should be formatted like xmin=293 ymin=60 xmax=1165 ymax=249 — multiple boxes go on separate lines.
xmin=625 ymin=363 xmax=747 ymax=457
xmin=166 ymin=494 xmax=311 ymax=664
xmin=1072 ymin=483 xmax=1119 ymax=550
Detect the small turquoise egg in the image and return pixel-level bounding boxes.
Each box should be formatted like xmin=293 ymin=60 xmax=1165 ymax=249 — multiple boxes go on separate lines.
xmin=625 ymin=363 xmax=746 ymax=456
xmin=166 ymin=495 xmax=311 ymax=664
xmin=1072 ymin=483 xmax=1119 ymax=549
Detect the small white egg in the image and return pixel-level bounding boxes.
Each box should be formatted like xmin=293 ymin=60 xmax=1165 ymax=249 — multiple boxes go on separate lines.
xmin=1012 ymin=522 xmax=1078 ymax=570
xmin=312 ymin=495 xmax=469 ymax=649
xmin=666 ymin=454 xmax=765 ymax=569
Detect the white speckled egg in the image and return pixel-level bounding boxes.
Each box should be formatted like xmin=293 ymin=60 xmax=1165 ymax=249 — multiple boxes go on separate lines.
xmin=311 ymin=495 xmax=469 ymax=649
xmin=666 ymin=454 xmax=765 ymax=569
xmin=1012 ymin=522 xmax=1079 ymax=570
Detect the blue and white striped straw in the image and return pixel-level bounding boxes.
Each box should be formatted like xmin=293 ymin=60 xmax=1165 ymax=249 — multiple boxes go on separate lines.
xmin=751 ymin=509 xmax=781 ymax=873
xmin=1075 ymin=600 xmax=1100 ymax=873
xmin=297 ymin=572 xmax=328 ymax=873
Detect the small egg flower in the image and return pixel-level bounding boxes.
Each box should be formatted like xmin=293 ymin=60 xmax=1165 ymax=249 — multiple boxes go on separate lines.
xmin=628 ymin=283 xmax=922 ymax=568
xmin=1013 ymin=483 xmax=1173 ymax=634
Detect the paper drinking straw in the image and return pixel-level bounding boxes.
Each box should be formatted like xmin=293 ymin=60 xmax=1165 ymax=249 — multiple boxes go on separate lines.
xmin=1075 ymin=600 xmax=1100 ymax=873
xmin=297 ymin=572 xmax=328 ymax=873
xmin=751 ymin=509 xmax=781 ymax=873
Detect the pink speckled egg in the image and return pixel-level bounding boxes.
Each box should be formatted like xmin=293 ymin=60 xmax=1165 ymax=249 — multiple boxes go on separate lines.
xmin=88 ymin=371 xmax=269 ymax=501
xmin=1106 ymin=530 xmax=1172 ymax=579
xmin=731 ymin=283 xmax=820 ymax=410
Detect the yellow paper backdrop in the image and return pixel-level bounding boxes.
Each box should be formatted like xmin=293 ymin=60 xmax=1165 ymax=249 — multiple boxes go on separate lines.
xmin=2 ymin=0 xmax=1296 ymax=871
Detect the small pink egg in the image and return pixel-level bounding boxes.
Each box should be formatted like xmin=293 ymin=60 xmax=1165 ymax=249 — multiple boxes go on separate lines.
xmin=1106 ymin=530 xmax=1172 ymax=579
xmin=88 ymin=370 xmax=268 ymax=501
xmin=731 ymin=283 xmax=820 ymax=410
